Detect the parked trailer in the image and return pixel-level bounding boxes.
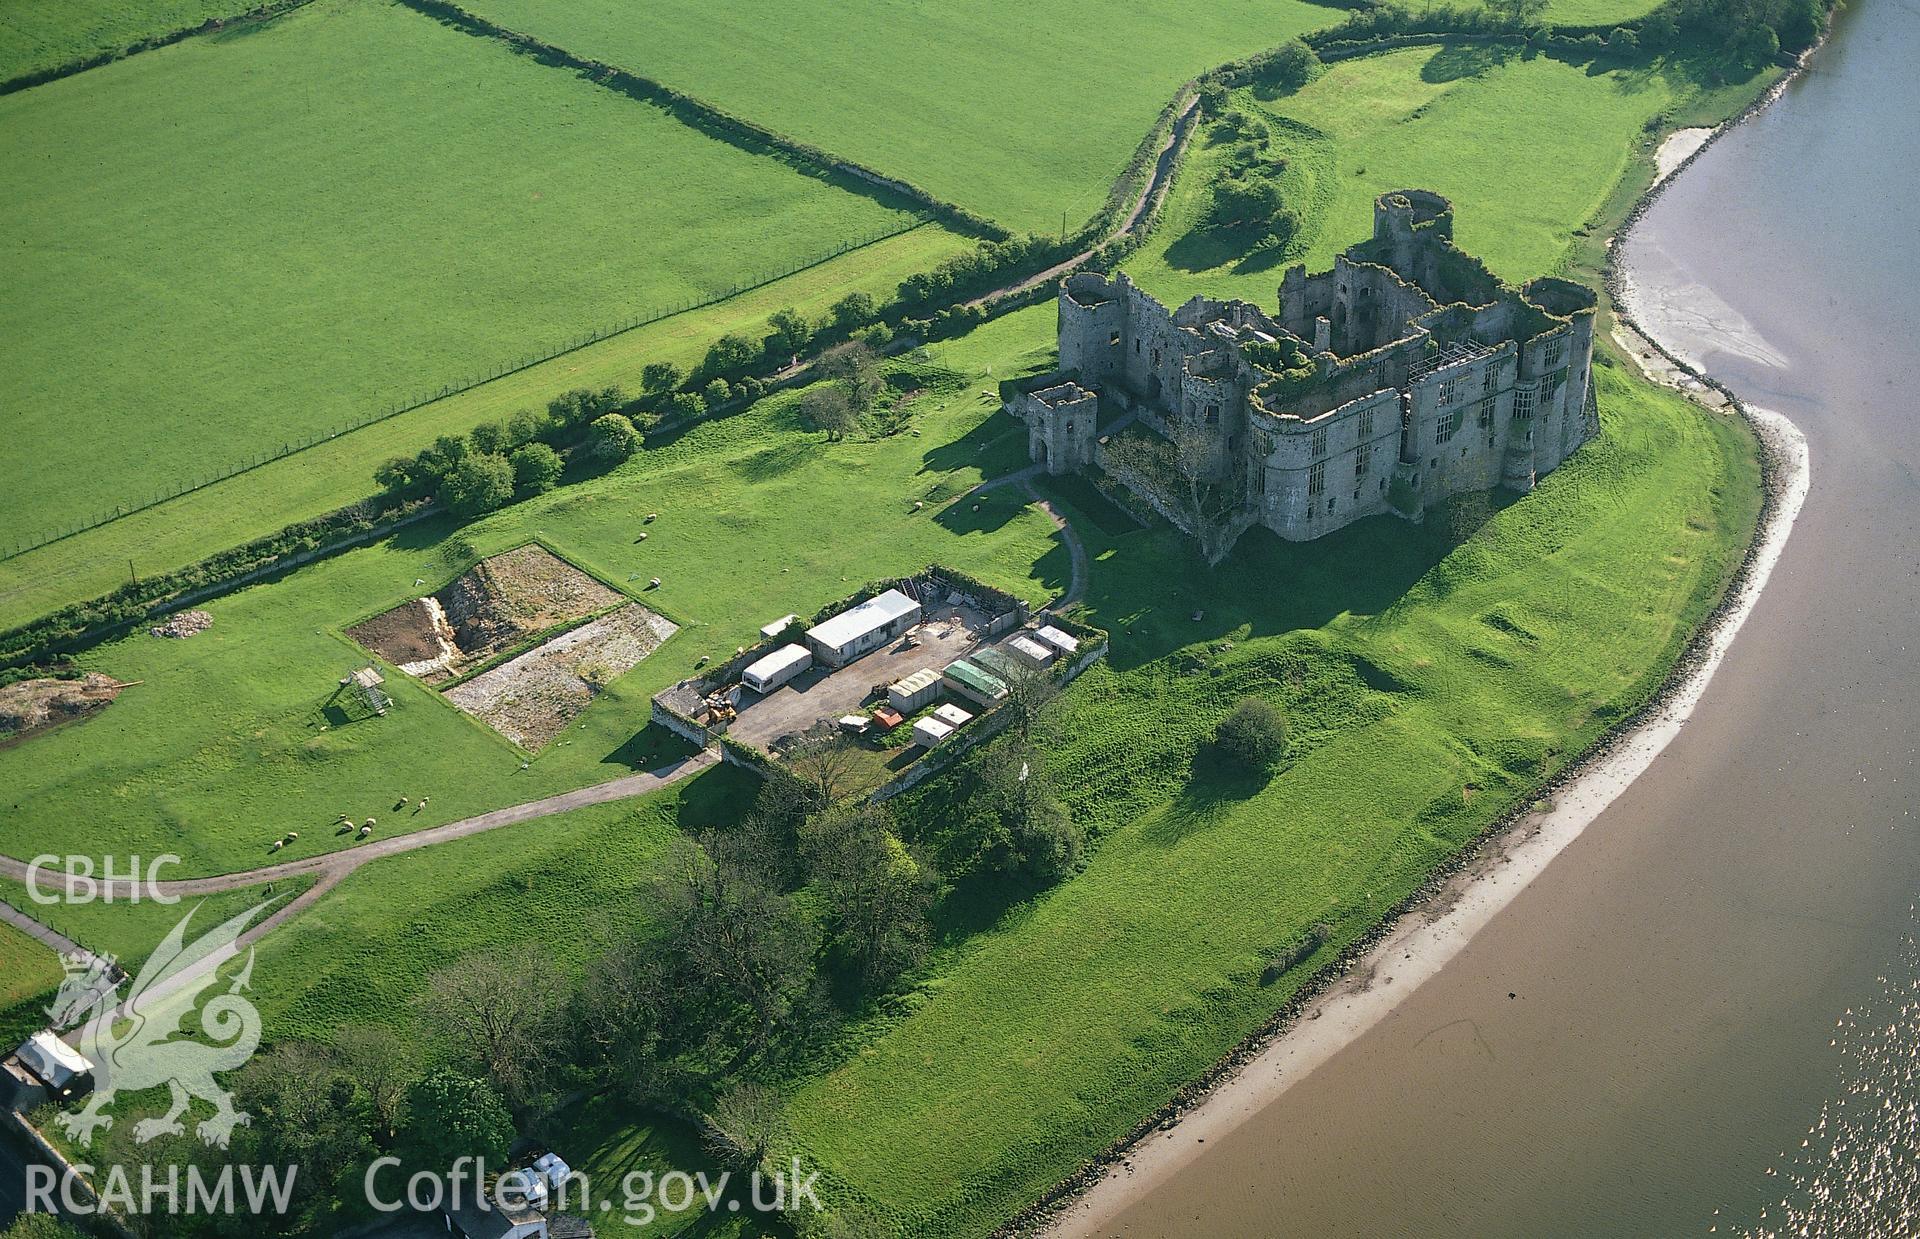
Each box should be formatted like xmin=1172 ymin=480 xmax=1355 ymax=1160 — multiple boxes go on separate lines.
xmin=740 ymin=643 xmax=812 ymax=694
xmin=1005 ymin=633 xmax=1056 ymax=668
xmin=804 ymin=588 xmax=923 ymax=667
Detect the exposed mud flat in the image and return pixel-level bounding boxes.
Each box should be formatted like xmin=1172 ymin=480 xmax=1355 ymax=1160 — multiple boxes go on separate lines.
xmin=347 ymin=544 xmax=623 ymax=683
xmin=444 ymin=604 xmax=678 ymax=749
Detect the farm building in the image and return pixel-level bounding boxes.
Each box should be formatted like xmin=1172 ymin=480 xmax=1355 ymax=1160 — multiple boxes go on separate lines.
xmin=804 ymin=589 xmax=922 ymax=667
xmin=1034 ymin=624 xmax=1080 ymax=657
xmin=943 ymin=658 xmax=1007 ymax=706
xmin=970 ymin=646 xmax=1024 ymax=682
xmin=3 ymin=1032 xmax=94 ymax=1112
xmin=759 ymin=614 xmax=799 ymax=639
xmin=932 ymin=702 xmax=973 ymax=729
xmin=1005 ymin=633 xmax=1056 ymax=668
xmin=913 ymin=716 xmax=956 ymax=748
xmin=888 ymin=667 xmax=943 ymax=713
xmin=741 ymin=643 xmax=813 ymax=694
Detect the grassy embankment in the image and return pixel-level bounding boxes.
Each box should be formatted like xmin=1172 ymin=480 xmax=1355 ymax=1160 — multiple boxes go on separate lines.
xmin=0 ymin=0 xmax=942 ymax=577
xmin=1124 ymin=42 xmax=1774 ymax=306
xmin=0 ymin=312 xmax=1065 ymax=878
xmin=781 ymin=357 xmax=1763 ymax=1235
xmin=0 ymin=0 xmax=253 ymax=82
xmin=455 ymin=0 xmax=1332 ymax=235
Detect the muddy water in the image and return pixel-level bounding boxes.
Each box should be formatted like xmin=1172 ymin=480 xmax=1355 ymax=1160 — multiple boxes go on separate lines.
xmin=1081 ymin=4 xmax=1920 ymax=1234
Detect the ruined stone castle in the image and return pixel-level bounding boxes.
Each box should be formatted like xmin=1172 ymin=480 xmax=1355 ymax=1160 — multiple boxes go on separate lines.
xmin=1008 ymin=190 xmax=1598 ymax=553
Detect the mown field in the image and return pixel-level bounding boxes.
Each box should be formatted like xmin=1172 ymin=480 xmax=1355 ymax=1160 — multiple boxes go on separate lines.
xmin=0 ymin=0 xmax=928 ymax=553
xmin=458 ymin=0 xmax=1334 ymax=234
xmin=0 ymin=0 xmax=246 ymax=82
xmin=0 ymin=311 xmax=1065 ymax=877
xmin=0 ymin=876 xmax=304 ymax=973
xmin=779 ymin=360 xmax=1763 ymax=1234
xmin=0 ymin=222 xmax=970 ymax=630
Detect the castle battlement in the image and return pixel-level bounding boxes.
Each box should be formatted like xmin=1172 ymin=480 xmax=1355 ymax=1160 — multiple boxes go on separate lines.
xmin=1007 ymin=191 xmax=1597 ymax=552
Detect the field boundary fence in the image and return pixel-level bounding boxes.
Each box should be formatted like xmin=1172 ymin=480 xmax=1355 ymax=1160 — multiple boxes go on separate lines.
xmin=1 ymin=217 xmax=933 ymax=563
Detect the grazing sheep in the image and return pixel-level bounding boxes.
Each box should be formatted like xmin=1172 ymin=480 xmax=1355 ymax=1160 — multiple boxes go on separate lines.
xmin=285 ymin=831 xmax=298 ymax=840
xmin=358 ymin=825 xmax=372 ymax=838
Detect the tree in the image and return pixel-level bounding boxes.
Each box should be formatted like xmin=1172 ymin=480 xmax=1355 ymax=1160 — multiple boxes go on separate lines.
xmin=828 ymin=291 xmax=875 ymax=334
xmin=416 ymin=434 xmax=469 ymax=483
xmin=958 ymin=742 xmax=1082 ymax=880
xmin=438 ymin=453 xmax=515 ymax=517
xmin=1256 ymin=40 xmax=1321 ymax=92
xmin=1101 ymin=420 xmax=1242 ymax=565
xmin=373 ymin=455 xmax=421 ymax=496
xmin=2 ymin=1216 xmax=86 ymax=1239
xmin=702 ymin=1082 xmax=787 ymax=1171
xmin=1210 ymin=171 xmax=1286 ymax=228
xmin=1731 ymin=21 xmax=1779 ymax=63
xmin=333 ymin=1024 xmax=415 ymax=1141
xmin=421 ymin=944 xmax=562 ymax=1104
xmin=1488 ymin=0 xmax=1549 ymax=24
xmin=788 ymin=726 xmax=860 ymax=807
xmin=703 ymin=333 xmax=760 ymax=380
xmin=998 ymin=659 xmax=1059 ymax=740
xmin=653 ymin=837 xmax=821 ymax=1073
xmin=663 ymin=391 xmax=705 ymax=421
xmin=704 ymin=377 xmax=732 ymax=409
xmin=510 ymin=442 xmax=562 ymax=495
xmin=506 ymin=407 xmax=546 ymax=449
xmin=766 ymin=307 xmax=813 ymax=359
xmin=400 ymin=1070 xmax=514 ymax=1170
xmin=469 ymin=420 xmax=508 ymax=455
xmin=547 ymin=386 xmax=626 ymax=432
xmin=799 ymin=384 xmax=858 ymax=441
xmin=641 ymin=361 xmax=682 ymax=393
xmin=800 ymin=804 xmax=935 ymax=988
xmin=228 ymin=1040 xmax=377 ymax=1234
xmin=588 ymin=412 xmax=641 ymax=462
xmin=819 ymin=340 xmax=885 ymax=412
xmin=1214 ymin=698 xmax=1288 ymax=771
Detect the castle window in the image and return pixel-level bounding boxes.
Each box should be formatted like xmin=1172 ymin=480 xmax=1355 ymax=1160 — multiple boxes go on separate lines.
xmin=1152 ymin=348 xmax=1161 ymax=368
xmin=1356 ymin=446 xmax=1372 ymax=478
xmin=1311 ymin=427 xmax=1328 ymax=458
xmin=1359 ymin=408 xmax=1376 ymax=439
xmin=1308 ymin=459 xmax=1326 ymax=497
xmin=1437 ymin=408 xmax=1461 ymax=442
xmin=1110 ymin=332 xmax=1121 ymax=348
xmin=1438 ymin=380 xmax=1457 ymax=406
xmin=1478 ymin=396 xmax=1495 ymax=429
xmin=1135 ymin=339 xmax=1141 ymax=355
xmin=1206 ymin=404 xmax=1219 ymax=424
xmin=1514 ymin=387 xmax=1535 ymax=420
xmin=1483 ymin=365 xmax=1498 ymax=394
xmin=1543 ymin=338 xmax=1565 ymax=368
xmin=1327 ymin=497 xmax=1336 ymax=513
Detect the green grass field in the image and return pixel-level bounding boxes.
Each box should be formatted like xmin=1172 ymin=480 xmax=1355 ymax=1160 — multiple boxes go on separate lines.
xmin=0 ymin=876 xmax=304 ymax=973
xmin=779 ymin=361 xmax=1763 ymax=1233
xmin=0 ymin=0 xmax=250 ymax=82
xmin=0 ymin=222 xmax=971 ymax=630
xmin=0 ymin=0 xmax=926 ymax=552
xmin=0 ymin=312 xmax=1065 ymax=877
xmin=458 ymin=0 xmax=1334 ymax=234
xmin=1542 ymin=0 xmax=1670 ymax=22
xmin=1125 ymin=45 xmax=1694 ymax=309
xmin=0 ymin=917 xmax=60 ymax=1010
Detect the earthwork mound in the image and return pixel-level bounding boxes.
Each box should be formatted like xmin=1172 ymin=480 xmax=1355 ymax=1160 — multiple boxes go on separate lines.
xmin=0 ymin=673 xmax=129 ymax=743
xmin=347 ymin=544 xmax=624 ymax=684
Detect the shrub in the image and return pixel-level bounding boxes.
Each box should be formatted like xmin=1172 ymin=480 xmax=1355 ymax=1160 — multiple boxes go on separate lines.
xmin=765 ymin=306 xmax=813 ymax=358
xmin=509 ymin=443 xmax=562 ymax=495
xmin=663 ymin=391 xmax=705 ymax=422
xmin=587 ymin=412 xmax=641 ymax=462
xmin=468 ymin=420 xmax=507 ymax=455
xmin=701 ymin=333 xmax=760 ymax=381
xmin=438 ymin=453 xmax=515 ymax=517
xmin=704 ymin=378 xmax=732 ymax=409
xmin=400 ymin=1070 xmax=513 ymax=1170
xmin=373 ymin=455 xmax=422 ymax=496
xmin=1214 ymin=698 xmax=1288 ymax=771
xmin=506 ymin=408 xmax=546 ymax=449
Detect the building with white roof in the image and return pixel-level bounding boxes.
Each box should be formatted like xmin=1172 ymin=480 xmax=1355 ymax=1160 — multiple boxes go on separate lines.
xmin=804 ymin=588 xmax=922 ymax=667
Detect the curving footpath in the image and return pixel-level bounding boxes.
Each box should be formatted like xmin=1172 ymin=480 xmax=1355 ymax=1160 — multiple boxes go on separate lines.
xmin=1 ymin=749 xmax=719 ymax=955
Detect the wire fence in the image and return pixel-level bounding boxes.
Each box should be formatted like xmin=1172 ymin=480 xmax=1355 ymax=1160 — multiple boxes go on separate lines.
xmin=2 ymin=217 xmax=932 ymax=563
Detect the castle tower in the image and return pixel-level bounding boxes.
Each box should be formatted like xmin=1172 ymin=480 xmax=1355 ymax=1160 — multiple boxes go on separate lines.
xmin=1058 ymin=272 xmax=1128 ymax=387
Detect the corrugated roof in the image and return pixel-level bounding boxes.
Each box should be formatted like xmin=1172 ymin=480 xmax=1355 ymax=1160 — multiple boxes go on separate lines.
xmin=972 ymin=647 xmax=1022 ymax=679
xmin=890 ymin=667 xmax=941 ymax=694
xmin=807 ymin=588 xmax=920 ymax=650
xmin=1035 ymin=624 xmax=1080 ymax=654
xmin=1007 ymin=634 xmax=1054 ymax=663
xmin=943 ymin=658 xmax=1006 ymax=697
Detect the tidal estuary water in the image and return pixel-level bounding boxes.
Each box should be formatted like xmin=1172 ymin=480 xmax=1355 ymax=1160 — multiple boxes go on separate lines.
xmin=1068 ymin=2 xmax=1920 ymax=1233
